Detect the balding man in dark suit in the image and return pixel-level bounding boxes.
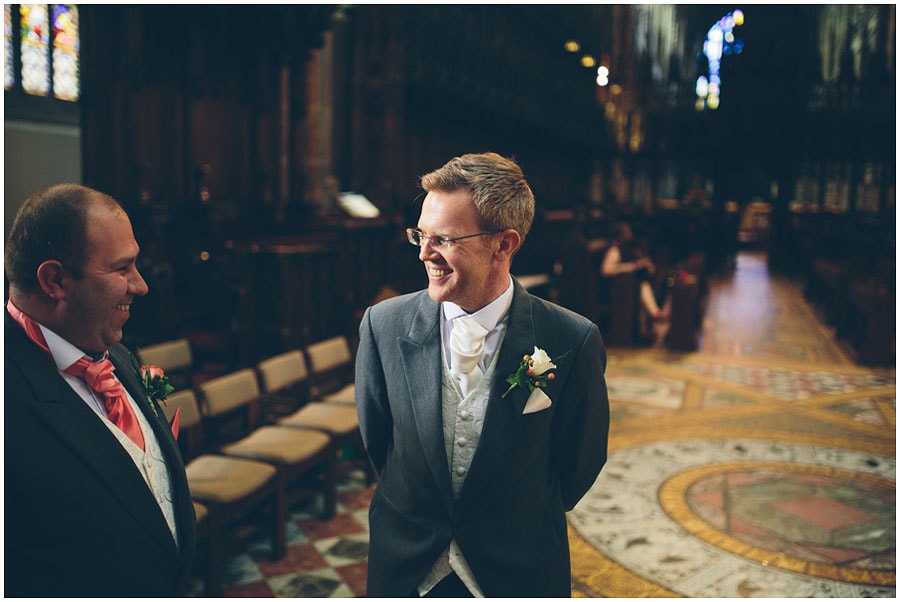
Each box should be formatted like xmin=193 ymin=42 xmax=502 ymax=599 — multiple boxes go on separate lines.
xmin=5 ymin=184 xmax=195 ymax=596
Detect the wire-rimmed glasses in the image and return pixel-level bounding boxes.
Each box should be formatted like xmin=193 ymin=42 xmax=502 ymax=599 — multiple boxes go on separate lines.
xmin=406 ymin=228 xmax=498 ymax=250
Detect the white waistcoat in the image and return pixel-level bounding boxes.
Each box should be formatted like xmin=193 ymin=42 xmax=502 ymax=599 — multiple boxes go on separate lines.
xmin=417 ymin=344 xmax=503 ymax=597
xmin=102 ymin=393 xmax=180 ymax=547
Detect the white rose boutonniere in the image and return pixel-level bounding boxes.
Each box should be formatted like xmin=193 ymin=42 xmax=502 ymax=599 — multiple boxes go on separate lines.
xmin=502 ymin=346 xmax=559 ymax=398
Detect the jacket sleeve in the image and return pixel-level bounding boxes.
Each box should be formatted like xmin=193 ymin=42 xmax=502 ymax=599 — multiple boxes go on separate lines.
xmin=355 ymin=306 xmax=392 ymax=475
xmin=551 ymin=322 xmax=610 ymax=510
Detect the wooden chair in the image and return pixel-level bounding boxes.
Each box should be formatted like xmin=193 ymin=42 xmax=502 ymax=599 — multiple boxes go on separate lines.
xmin=137 ymin=338 xmax=194 ymax=391
xmin=256 ymin=350 xmax=312 ymax=420
xmin=256 ymin=349 xmax=372 ymax=483
xmin=197 ymin=369 xmax=337 ymax=518
xmin=162 ymin=390 xmax=283 ymax=597
xmin=305 ymin=336 xmax=356 ymax=403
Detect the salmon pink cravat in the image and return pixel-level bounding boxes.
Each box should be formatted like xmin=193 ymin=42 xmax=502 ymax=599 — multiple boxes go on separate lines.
xmin=64 ymin=357 xmax=146 ymax=450
xmin=7 ymin=299 xmax=145 ymax=450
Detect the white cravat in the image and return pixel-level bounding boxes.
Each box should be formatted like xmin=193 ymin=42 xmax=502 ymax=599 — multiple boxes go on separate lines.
xmin=449 ymin=316 xmax=490 ymax=398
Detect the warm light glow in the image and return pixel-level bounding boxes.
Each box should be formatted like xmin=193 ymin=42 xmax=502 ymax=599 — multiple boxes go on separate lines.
xmin=200 ymin=251 xmax=210 ymax=261
xmin=734 ymin=9 xmax=744 ymax=25
xmin=707 ymin=94 xmax=720 ymax=110
xmin=609 ymin=84 xmax=623 ymax=95
xmin=695 ymin=76 xmax=709 ymax=97
xmin=581 ymin=54 xmax=596 ymax=68
xmin=565 ymin=39 xmax=580 ymax=52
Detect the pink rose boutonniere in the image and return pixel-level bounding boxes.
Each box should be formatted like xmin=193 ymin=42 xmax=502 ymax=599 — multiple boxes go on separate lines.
xmin=502 ymin=346 xmax=559 ymax=398
xmin=132 ymin=357 xmax=180 ymax=439
xmin=140 ymin=364 xmax=175 ymax=407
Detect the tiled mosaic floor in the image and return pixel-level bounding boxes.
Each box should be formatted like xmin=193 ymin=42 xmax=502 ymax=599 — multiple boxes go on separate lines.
xmin=569 ymin=252 xmax=895 ymax=598
xmin=192 ymin=252 xmax=895 ymax=597
xmin=187 ymin=468 xmax=373 ymax=597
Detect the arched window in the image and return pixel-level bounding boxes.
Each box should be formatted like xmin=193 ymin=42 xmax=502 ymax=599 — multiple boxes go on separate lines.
xmin=4 ymin=4 xmax=80 ymax=124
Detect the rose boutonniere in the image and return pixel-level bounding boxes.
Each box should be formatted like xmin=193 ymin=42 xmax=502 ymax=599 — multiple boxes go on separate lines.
xmin=141 ymin=364 xmax=175 ymax=406
xmin=502 ymin=346 xmax=559 ymax=398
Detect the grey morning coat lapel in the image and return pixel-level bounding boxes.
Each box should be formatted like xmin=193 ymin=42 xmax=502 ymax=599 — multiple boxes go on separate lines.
xmin=455 ymin=279 xmax=536 ymax=508
xmin=8 ymin=320 xmax=182 ymax=559
xmin=398 ymin=280 xmax=538 ymax=515
xmin=398 ymin=292 xmax=455 ymax=515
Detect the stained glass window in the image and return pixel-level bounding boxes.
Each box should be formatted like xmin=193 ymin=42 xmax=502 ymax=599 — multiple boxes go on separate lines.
xmin=51 ymin=4 xmax=79 ymax=100
xmin=20 ymin=3 xmax=50 ymax=96
xmin=6 ymin=3 xmax=79 ymax=101
xmin=4 ymin=5 xmax=13 ymax=89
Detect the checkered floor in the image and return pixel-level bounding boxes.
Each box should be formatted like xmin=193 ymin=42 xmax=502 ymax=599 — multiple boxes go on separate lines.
xmin=186 ymin=468 xmax=373 ymax=597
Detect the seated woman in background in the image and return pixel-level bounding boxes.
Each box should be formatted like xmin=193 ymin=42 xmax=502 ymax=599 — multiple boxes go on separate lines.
xmin=601 ymin=222 xmax=669 ymax=327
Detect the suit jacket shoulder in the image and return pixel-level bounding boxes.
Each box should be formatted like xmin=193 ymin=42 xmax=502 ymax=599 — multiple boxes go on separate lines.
xmin=4 ymin=313 xmax=195 ymax=596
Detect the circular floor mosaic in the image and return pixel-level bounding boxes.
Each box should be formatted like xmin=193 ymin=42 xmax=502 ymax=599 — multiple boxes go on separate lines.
xmin=569 ymin=439 xmax=896 ymax=597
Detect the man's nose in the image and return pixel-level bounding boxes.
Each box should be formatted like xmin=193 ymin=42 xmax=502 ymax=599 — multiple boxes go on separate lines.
xmin=418 ymin=237 xmax=439 ymax=261
xmin=130 ymin=266 xmax=150 ymax=296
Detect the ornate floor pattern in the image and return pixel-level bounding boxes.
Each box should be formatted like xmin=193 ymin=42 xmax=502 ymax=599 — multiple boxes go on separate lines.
xmin=191 ymin=252 xmax=895 ymax=597
xmin=569 ymin=252 xmax=895 ymax=598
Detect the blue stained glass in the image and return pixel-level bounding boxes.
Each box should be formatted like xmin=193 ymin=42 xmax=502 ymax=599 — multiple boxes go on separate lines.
xmin=51 ymin=4 xmax=79 ymax=100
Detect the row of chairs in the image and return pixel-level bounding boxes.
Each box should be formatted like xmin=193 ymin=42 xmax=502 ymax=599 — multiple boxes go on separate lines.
xmin=136 ymin=336 xmax=364 ymax=597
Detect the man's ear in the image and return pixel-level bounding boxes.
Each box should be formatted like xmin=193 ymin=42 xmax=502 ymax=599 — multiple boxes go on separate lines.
xmin=36 ymin=260 xmax=67 ymax=300
xmin=495 ymin=229 xmax=522 ymax=261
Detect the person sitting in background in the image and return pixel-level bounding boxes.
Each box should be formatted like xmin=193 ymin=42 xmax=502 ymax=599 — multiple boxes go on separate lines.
xmin=601 ymin=222 xmax=669 ymax=327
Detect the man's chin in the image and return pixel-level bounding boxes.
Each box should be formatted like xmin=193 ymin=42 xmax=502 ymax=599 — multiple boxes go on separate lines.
xmin=102 ymin=331 xmax=124 ymax=351
xmin=427 ymin=281 xmax=454 ymax=304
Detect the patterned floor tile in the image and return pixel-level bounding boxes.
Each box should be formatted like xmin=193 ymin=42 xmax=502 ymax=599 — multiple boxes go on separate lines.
xmin=267 ymin=568 xmax=354 ymax=597
xmin=313 ymin=532 xmax=369 ymax=567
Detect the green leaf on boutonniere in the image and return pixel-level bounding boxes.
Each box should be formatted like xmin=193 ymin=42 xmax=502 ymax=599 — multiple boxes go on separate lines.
xmin=501 ymin=346 xmax=560 ymax=398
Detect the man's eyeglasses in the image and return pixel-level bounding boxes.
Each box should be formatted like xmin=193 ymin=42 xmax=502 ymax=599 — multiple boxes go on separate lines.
xmin=406 ymin=228 xmax=498 ymax=250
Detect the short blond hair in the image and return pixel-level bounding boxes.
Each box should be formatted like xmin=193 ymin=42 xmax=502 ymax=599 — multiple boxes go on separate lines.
xmin=420 ymin=152 xmax=535 ymax=242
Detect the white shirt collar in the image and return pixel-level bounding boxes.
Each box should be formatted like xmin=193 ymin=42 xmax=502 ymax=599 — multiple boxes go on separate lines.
xmin=41 ymin=325 xmax=107 ymax=371
xmin=442 ymin=275 xmax=514 ymax=332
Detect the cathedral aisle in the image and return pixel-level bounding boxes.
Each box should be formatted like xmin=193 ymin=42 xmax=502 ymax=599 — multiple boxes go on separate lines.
xmin=569 ymin=251 xmax=895 ymax=597
xmin=190 ymin=251 xmax=895 ymax=597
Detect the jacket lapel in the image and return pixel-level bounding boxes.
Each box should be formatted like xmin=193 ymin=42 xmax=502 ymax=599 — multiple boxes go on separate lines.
xmin=398 ymin=292 xmax=454 ymax=513
xmin=457 ymin=280 xmax=535 ymax=505
xmin=7 ymin=318 xmax=182 ymax=558
xmin=110 ymin=345 xmax=195 ymax=560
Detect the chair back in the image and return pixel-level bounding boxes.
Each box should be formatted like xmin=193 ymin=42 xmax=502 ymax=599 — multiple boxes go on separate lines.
xmin=163 ymin=389 xmax=203 ymax=428
xmin=138 ymin=338 xmax=193 ymax=371
xmin=162 ymin=389 xmax=205 ymax=459
xmin=138 ymin=338 xmax=194 ymax=390
xmin=196 ymin=368 xmax=263 ymax=446
xmin=306 ymin=336 xmax=352 ymax=374
xmin=198 ymin=369 xmax=261 ymax=417
xmin=257 ymin=350 xmax=308 ymax=394
xmin=305 ymin=336 xmax=354 ymax=397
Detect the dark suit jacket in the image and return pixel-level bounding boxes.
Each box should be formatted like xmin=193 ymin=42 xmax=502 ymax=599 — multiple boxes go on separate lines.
xmin=4 ymin=312 xmax=196 ymax=597
xmin=355 ymin=279 xmax=610 ymax=597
